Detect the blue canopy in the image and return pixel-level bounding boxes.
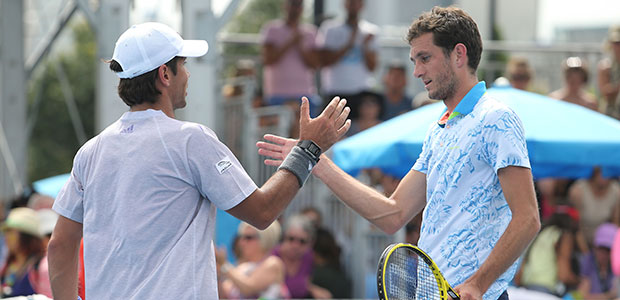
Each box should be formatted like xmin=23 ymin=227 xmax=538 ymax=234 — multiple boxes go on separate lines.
xmin=332 ymin=86 xmax=620 ymax=179
xmin=32 ymin=173 xmax=71 ymax=198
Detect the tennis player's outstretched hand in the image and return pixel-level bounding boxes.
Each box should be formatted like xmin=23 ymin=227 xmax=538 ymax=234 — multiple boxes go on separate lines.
xmin=257 ymin=96 xmax=350 ymax=165
xmin=257 ymin=134 xmax=297 ymax=167
xmin=299 ymin=96 xmax=350 ymax=150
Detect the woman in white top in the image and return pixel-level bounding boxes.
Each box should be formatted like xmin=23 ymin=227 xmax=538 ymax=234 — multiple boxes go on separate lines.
xmin=217 ymin=221 xmax=289 ymax=300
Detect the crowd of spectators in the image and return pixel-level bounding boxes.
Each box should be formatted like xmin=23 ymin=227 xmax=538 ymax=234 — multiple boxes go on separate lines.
xmin=0 ymin=192 xmax=57 ymax=298
xmin=218 ymin=1 xmax=620 ymax=298
xmin=1 ymin=1 xmax=620 ymax=299
xmin=243 ymin=0 xmax=423 ymax=141
xmin=216 ymin=211 xmax=351 ymax=299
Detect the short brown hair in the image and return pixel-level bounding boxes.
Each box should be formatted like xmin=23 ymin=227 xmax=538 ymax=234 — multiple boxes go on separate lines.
xmin=108 ymin=57 xmax=181 ymax=107
xmin=406 ymin=6 xmax=482 ymax=73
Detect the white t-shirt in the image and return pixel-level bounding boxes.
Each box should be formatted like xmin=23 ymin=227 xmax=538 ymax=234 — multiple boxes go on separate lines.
xmin=316 ymin=19 xmax=379 ymax=95
xmin=413 ymin=83 xmax=530 ymax=300
xmin=53 ymin=109 xmax=257 ymax=299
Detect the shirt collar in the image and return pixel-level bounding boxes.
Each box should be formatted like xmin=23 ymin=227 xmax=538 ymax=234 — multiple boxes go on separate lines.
xmin=121 ymin=109 xmax=166 ymax=120
xmin=437 ymin=81 xmax=486 ymax=127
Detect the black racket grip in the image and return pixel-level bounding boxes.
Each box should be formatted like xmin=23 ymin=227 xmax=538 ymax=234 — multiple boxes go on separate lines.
xmin=448 ymin=289 xmax=460 ymax=300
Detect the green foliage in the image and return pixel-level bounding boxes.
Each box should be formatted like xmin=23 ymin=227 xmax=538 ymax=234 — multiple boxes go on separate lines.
xmin=27 ymin=20 xmax=96 ymax=182
xmin=221 ymin=0 xmax=283 ymax=76
xmin=224 ymin=0 xmax=283 ymax=34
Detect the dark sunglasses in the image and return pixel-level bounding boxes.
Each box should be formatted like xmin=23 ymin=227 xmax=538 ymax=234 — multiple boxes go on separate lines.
xmin=284 ymin=236 xmax=308 ymax=245
xmin=239 ymin=234 xmax=258 ymax=241
xmin=510 ymin=74 xmax=530 ymax=81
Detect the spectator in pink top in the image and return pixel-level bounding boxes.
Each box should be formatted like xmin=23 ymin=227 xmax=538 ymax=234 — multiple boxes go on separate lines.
xmin=261 ymin=0 xmax=321 ymax=138
xmin=611 ymin=223 xmax=620 ymax=276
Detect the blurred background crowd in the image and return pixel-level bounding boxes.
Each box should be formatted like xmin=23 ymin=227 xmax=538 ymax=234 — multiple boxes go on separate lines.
xmin=1 ymin=0 xmax=620 ymax=299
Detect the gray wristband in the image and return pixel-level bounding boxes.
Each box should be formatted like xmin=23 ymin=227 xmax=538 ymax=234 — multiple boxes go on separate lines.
xmin=278 ymin=146 xmax=317 ymax=187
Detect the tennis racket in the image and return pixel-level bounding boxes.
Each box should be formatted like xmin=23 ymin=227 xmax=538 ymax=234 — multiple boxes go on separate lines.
xmin=377 ymin=243 xmax=460 ymax=300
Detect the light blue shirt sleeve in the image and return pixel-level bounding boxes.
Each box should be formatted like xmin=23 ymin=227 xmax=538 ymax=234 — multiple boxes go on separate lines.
xmin=413 ymin=124 xmax=436 ymax=174
xmin=480 ymin=108 xmax=531 ymax=172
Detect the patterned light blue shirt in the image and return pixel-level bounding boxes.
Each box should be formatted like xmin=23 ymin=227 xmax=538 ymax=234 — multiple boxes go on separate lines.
xmin=412 ymin=82 xmax=530 ymax=300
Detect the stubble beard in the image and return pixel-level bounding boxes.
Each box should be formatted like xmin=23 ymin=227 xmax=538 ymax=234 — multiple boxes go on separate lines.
xmin=176 ymin=83 xmax=188 ymax=109
xmin=428 ymin=65 xmax=458 ymax=101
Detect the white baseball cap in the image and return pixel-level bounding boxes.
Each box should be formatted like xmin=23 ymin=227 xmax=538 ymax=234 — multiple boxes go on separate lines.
xmin=37 ymin=209 xmax=59 ymax=236
xmin=112 ymin=22 xmax=209 ymax=79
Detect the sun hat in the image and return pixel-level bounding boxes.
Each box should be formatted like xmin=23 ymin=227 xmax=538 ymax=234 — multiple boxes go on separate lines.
xmin=608 ymin=25 xmax=620 ymax=43
xmin=594 ymin=222 xmax=618 ymax=249
xmin=1 ymin=207 xmax=42 ymax=238
xmin=38 ymin=209 xmax=59 ymax=237
xmin=112 ymin=22 xmax=209 ymax=79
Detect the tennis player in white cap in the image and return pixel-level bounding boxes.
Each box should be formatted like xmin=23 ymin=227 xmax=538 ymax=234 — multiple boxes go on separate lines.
xmin=47 ymin=22 xmax=350 ymax=300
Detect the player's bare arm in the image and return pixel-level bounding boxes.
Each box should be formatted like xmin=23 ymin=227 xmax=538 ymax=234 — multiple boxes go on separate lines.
xmin=257 ymin=134 xmax=427 ymax=234
xmin=453 ymin=166 xmax=540 ymax=299
xmin=48 ymin=216 xmax=83 ymax=300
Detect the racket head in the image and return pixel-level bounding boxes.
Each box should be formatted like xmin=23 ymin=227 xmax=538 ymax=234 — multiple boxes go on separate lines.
xmin=377 ymin=243 xmax=458 ymax=300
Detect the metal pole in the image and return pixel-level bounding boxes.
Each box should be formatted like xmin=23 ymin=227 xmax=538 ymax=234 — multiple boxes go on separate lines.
xmin=179 ymin=0 xmax=218 ymax=128
xmin=0 ymin=124 xmax=23 ymax=195
xmin=25 ymin=1 xmax=78 ymax=77
xmin=95 ymin=0 xmax=130 ymax=132
xmin=489 ymin=0 xmax=498 ymax=40
xmin=313 ymin=0 xmax=324 ymax=26
xmin=179 ymin=0 xmax=241 ymax=130
xmin=0 ymin=0 xmax=26 ymax=199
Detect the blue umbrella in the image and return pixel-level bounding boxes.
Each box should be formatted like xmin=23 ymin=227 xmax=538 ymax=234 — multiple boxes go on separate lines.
xmin=332 ymin=85 xmax=620 ymax=179
xmin=32 ymin=173 xmax=70 ymax=198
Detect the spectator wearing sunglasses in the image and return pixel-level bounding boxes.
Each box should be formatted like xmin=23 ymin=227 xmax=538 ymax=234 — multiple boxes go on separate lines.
xmin=273 ymin=215 xmax=331 ymax=298
xmin=217 ymin=221 xmax=289 ymax=300
xmin=506 ymin=56 xmax=533 ymax=91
